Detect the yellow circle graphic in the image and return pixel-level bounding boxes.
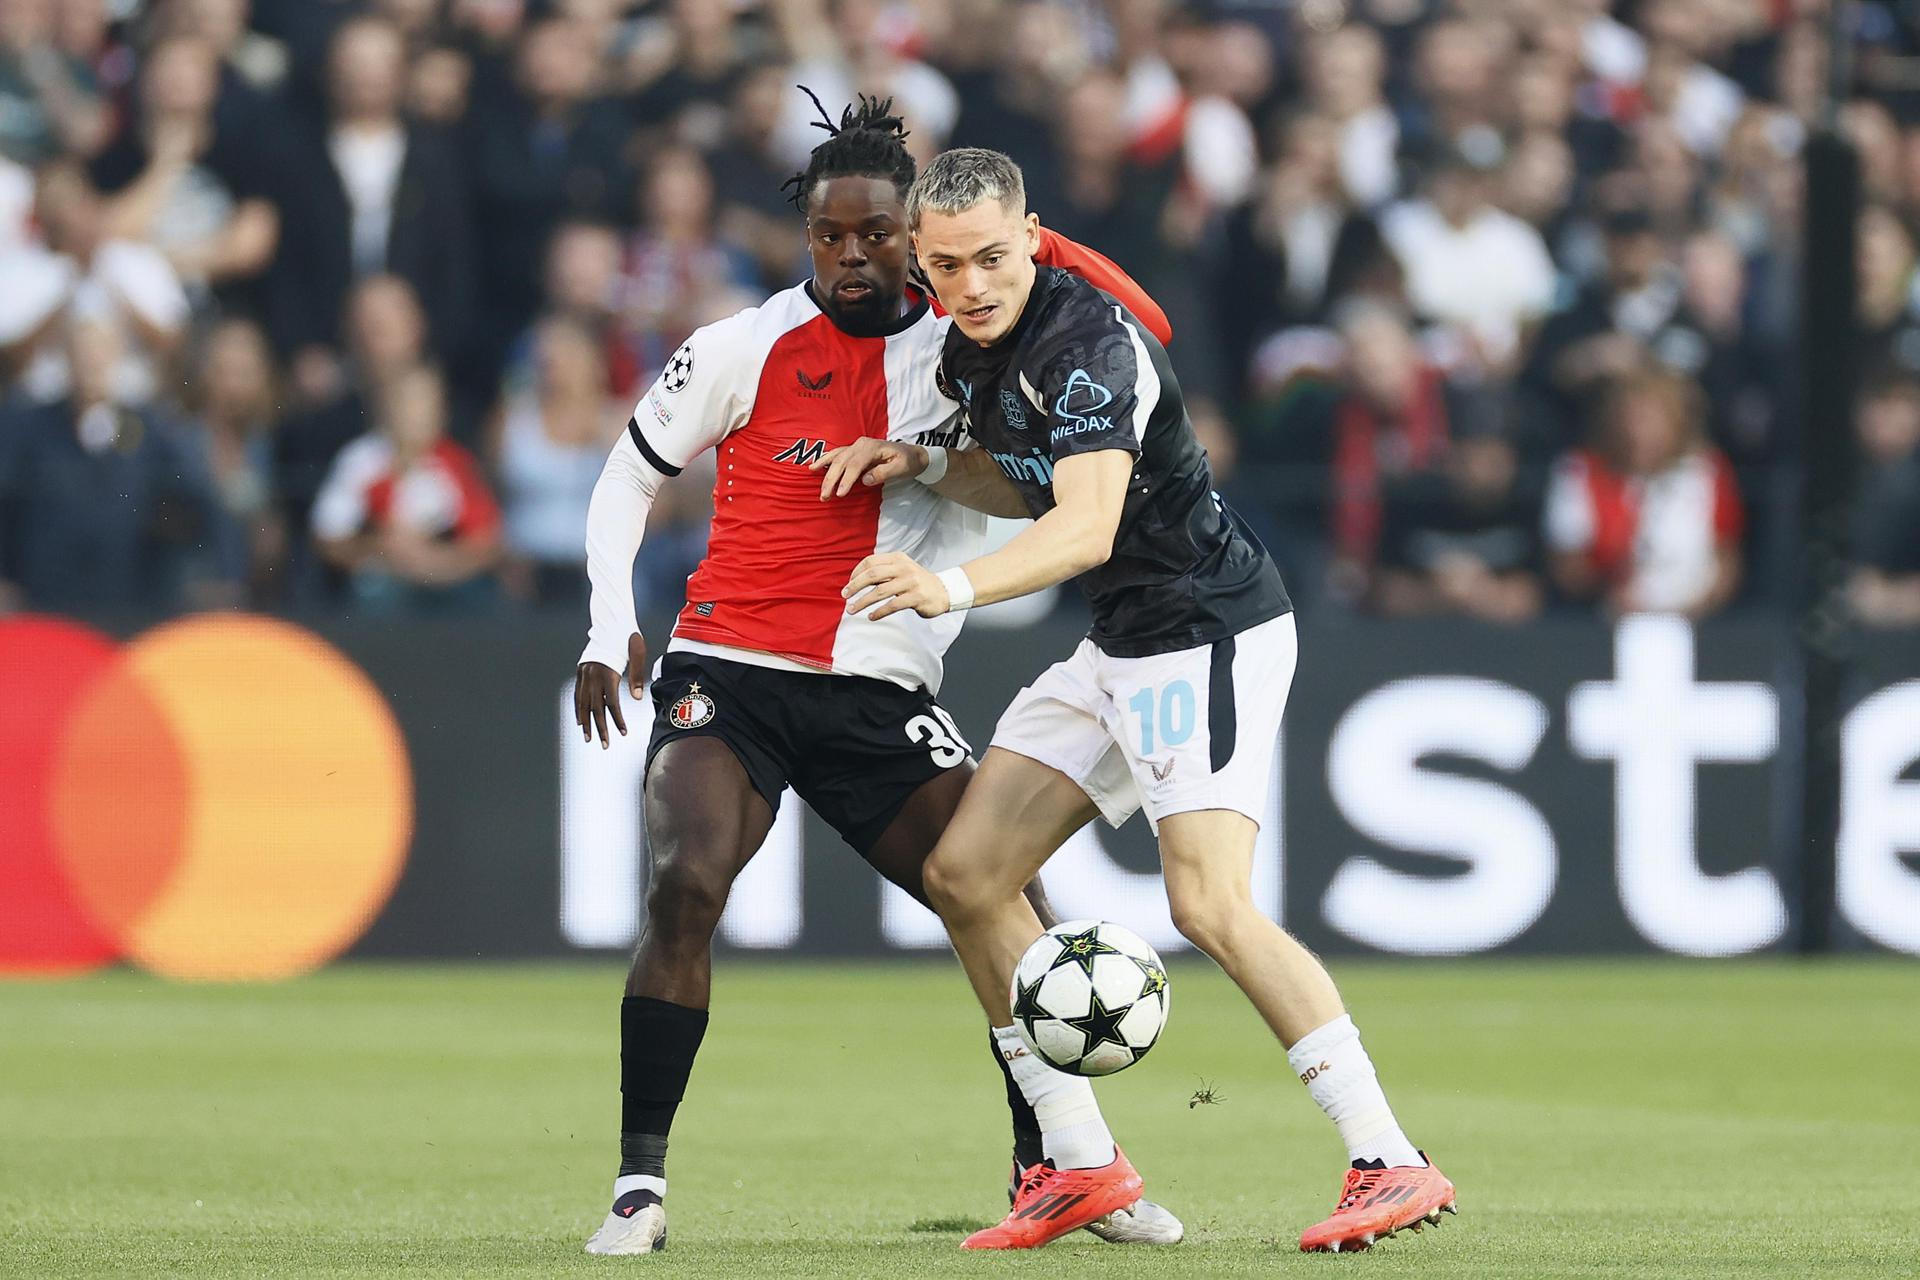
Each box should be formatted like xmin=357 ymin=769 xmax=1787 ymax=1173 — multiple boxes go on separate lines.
xmin=108 ymin=616 xmax=413 ymax=980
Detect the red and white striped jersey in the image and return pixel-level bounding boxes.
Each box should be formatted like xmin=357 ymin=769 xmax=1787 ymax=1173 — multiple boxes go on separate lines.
xmin=583 ymin=282 xmax=983 ymax=693
xmin=1543 ymin=445 xmax=1743 ymax=612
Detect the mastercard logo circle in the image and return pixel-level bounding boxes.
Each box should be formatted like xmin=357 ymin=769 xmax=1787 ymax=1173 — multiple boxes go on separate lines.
xmin=1 ymin=614 xmax=412 ymax=981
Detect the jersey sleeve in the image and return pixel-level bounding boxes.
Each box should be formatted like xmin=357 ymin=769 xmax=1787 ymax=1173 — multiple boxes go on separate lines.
xmin=1032 ymin=225 xmax=1173 ymax=347
xmin=581 ymin=310 xmax=757 ymax=672
xmin=1029 ymin=306 xmax=1160 ymax=463
xmin=622 ymin=312 xmax=757 ymax=475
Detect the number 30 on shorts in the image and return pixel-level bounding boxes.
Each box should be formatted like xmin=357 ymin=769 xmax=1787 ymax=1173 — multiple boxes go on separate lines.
xmin=906 ymin=706 xmax=972 ymax=767
xmin=1127 ymin=680 xmax=1196 ymax=756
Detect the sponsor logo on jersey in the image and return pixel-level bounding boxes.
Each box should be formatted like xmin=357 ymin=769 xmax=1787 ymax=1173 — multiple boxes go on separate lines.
xmin=645 ymin=389 xmax=673 ymax=426
xmin=662 ymin=344 xmax=695 ymax=393
xmin=1000 ymin=388 xmax=1028 ymax=429
xmin=693 ymin=601 xmax=716 ymax=617
xmin=917 ymin=424 xmax=966 ymax=450
xmin=669 ymin=682 xmax=715 ymax=729
xmin=772 ymin=437 xmax=828 ymax=466
xmin=1150 ymin=758 xmax=1176 ymax=782
xmin=991 ymin=447 xmax=1054 ymax=485
xmin=796 ymin=368 xmax=834 ymax=398
xmin=1051 ymin=368 xmax=1115 ymax=440
xmin=952 ymin=374 xmax=974 ymax=403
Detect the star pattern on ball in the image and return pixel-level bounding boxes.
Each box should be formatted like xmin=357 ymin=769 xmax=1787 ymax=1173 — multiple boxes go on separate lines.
xmin=1046 ymin=925 xmax=1122 ymax=978
xmin=1063 ymin=989 xmax=1132 ymax=1060
xmin=1011 ymin=970 xmax=1049 ymax=1032
xmin=1135 ymin=957 xmax=1168 ymax=997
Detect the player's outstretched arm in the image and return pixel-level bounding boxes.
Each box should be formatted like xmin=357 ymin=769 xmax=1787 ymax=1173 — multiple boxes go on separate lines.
xmin=842 ymin=449 xmax=1130 ymax=620
xmin=577 ymin=431 xmax=664 ymax=748
xmin=814 ymin=437 xmax=1028 ymax=518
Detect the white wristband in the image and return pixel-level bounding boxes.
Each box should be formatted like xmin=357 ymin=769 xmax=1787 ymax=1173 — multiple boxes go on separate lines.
xmin=936 ymin=566 xmax=975 ymax=613
xmin=918 ymin=445 xmax=950 ymax=485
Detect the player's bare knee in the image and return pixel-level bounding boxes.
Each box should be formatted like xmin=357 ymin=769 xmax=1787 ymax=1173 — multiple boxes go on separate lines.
xmin=645 ymin=854 xmax=731 ymax=941
xmin=923 ymin=849 xmax=989 ymax=922
xmin=1168 ymin=886 xmax=1237 ymax=958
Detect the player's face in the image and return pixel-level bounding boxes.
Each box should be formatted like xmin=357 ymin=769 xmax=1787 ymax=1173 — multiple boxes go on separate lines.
xmin=807 ymin=176 xmax=911 ymax=336
xmin=912 ymin=199 xmax=1041 ymax=346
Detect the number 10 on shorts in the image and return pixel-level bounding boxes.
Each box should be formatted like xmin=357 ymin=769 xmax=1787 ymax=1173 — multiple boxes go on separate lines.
xmin=1127 ymin=680 xmax=1196 ymax=757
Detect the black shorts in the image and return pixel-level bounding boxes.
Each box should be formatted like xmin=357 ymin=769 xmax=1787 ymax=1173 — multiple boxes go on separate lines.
xmin=644 ymin=651 xmax=974 ymax=853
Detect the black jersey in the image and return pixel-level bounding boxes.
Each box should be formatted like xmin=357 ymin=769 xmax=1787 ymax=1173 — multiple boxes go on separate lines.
xmin=942 ymin=266 xmax=1291 ymax=657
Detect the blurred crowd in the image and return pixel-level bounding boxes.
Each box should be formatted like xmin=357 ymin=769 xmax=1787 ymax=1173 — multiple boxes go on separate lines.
xmin=0 ymin=0 xmax=1917 ymax=627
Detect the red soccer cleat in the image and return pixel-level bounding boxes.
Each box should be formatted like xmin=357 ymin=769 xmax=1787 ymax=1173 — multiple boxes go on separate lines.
xmin=1298 ymin=1155 xmax=1457 ymax=1253
xmin=963 ymin=1149 xmax=1145 ymax=1249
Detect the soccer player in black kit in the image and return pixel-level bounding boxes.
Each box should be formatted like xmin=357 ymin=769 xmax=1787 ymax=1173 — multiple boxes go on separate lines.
xmin=819 ymin=148 xmax=1459 ymax=1252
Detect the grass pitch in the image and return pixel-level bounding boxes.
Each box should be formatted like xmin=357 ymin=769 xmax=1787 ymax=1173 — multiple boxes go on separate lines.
xmin=2 ymin=958 xmax=1915 ymax=1278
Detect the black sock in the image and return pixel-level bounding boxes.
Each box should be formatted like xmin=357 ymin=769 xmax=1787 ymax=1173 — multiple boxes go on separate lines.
xmin=990 ymin=1028 xmax=1044 ymax=1170
xmin=619 ymin=995 xmax=710 ymax=1178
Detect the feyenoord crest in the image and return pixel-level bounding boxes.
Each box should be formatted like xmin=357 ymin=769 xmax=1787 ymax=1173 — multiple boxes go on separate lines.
xmin=662 ymin=344 xmax=695 ymax=392
xmin=669 ymin=682 xmax=715 ymax=729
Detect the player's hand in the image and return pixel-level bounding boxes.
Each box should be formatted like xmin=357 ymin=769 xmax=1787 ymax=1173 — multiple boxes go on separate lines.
xmin=574 ymin=632 xmax=649 ymax=749
xmin=844 ymin=552 xmax=948 ymax=620
xmin=813 ymin=437 xmax=929 ymax=499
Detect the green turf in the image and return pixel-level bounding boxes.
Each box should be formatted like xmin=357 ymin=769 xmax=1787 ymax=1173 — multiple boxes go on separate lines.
xmin=2 ymin=958 xmax=1916 ymax=1278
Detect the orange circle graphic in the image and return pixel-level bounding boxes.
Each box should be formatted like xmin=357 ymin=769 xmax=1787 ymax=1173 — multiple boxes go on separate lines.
xmin=3 ymin=614 xmax=413 ymax=981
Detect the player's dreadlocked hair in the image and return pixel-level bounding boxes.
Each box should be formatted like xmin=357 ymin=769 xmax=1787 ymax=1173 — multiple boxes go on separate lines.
xmin=779 ymin=87 xmax=915 ymax=212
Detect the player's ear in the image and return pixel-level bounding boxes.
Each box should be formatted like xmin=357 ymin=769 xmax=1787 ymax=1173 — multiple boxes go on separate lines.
xmin=1022 ymin=212 xmax=1040 ymax=255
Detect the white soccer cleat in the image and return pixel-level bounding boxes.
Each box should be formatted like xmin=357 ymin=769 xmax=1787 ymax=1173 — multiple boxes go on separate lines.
xmin=1084 ymin=1197 xmax=1185 ymax=1245
xmin=584 ymin=1188 xmax=667 ymax=1256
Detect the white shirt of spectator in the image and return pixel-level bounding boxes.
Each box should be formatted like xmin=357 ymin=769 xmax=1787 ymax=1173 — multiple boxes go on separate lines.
xmin=774 ymin=60 xmax=957 ymax=168
xmin=0 ymin=238 xmax=190 ymax=405
xmin=1543 ymin=450 xmax=1730 ymax=613
xmin=1183 ymin=95 xmax=1258 ymax=209
xmin=329 ymin=125 xmax=406 ymax=275
xmin=1338 ymin=104 xmax=1400 ymax=210
xmin=1380 ymin=199 xmax=1556 ymax=365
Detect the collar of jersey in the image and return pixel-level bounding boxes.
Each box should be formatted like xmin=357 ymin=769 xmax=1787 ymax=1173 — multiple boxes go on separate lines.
xmin=802 ymin=281 xmax=931 ymax=337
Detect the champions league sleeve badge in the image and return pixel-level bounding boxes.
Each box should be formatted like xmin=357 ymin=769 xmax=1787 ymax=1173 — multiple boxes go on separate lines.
xmin=669 ymin=682 xmax=716 ymax=729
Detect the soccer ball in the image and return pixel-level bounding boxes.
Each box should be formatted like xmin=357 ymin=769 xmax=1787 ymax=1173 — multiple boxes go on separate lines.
xmin=1010 ymin=920 xmax=1170 ymax=1076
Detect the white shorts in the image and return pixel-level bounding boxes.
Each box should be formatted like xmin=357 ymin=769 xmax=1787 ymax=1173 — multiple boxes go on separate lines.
xmin=989 ymin=612 xmax=1297 ymax=832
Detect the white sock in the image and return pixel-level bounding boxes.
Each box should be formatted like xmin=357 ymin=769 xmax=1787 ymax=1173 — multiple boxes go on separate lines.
xmin=612 ymin=1173 xmax=666 ymax=1202
xmin=1286 ymin=1014 xmax=1425 ymax=1169
xmin=993 ymin=1025 xmax=1117 ymax=1170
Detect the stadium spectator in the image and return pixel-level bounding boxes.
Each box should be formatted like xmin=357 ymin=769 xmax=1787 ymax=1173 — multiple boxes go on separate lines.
xmin=773 ymin=0 xmax=957 ymax=166
xmin=490 ymin=317 xmax=618 ymax=607
xmin=311 ymin=362 xmax=502 ymax=612
xmin=501 ymin=220 xmax=638 ymax=402
xmin=0 ymin=317 xmax=229 ymax=612
xmin=1544 ymin=369 xmax=1743 ymax=618
xmin=465 ymin=13 xmax=630 ymax=381
xmin=1855 ymin=202 xmax=1920 ymax=380
xmin=163 ymin=0 xmax=292 ymax=134
xmin=1523 ymin=201 xmax=1683 ymax=445
xmin=1849 ymin=369 xmax=1920 ymax=627
xmin=626 ymin=0 xmax=762 ymax=142
xmin=1325 ymin=303 xmax=1468 ymax=602
xmin=268 ymin=15 xmax=473 ymax=369
xmin=183 ymin=316 xmax=285 ymax=603
xmin=617 ymin=145 xmax=760 ymax=380
xmin=0 ymin=159 xmax=189 ymax=408
xmin=1300 ymin=24 xmax=1398 ymax=210
xmin=1380 ymin=133 xmax=1557 ymax=373
xmin=275 ymin=273 xmax=434 ymax=605
xmin=710 ymin=62 xmax=812 ymax=293
xmin=0 ymin=0 xmax=112 ymax=166
xmin=1371 ymin=418 xmax=1544 ymax=624
xmin=87 ymin=34 xmax=280 ymax=307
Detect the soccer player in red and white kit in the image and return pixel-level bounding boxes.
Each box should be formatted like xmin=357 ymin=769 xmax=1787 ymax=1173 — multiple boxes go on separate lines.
xmin=572 ymin=96 xmax=1180 ymax=1256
